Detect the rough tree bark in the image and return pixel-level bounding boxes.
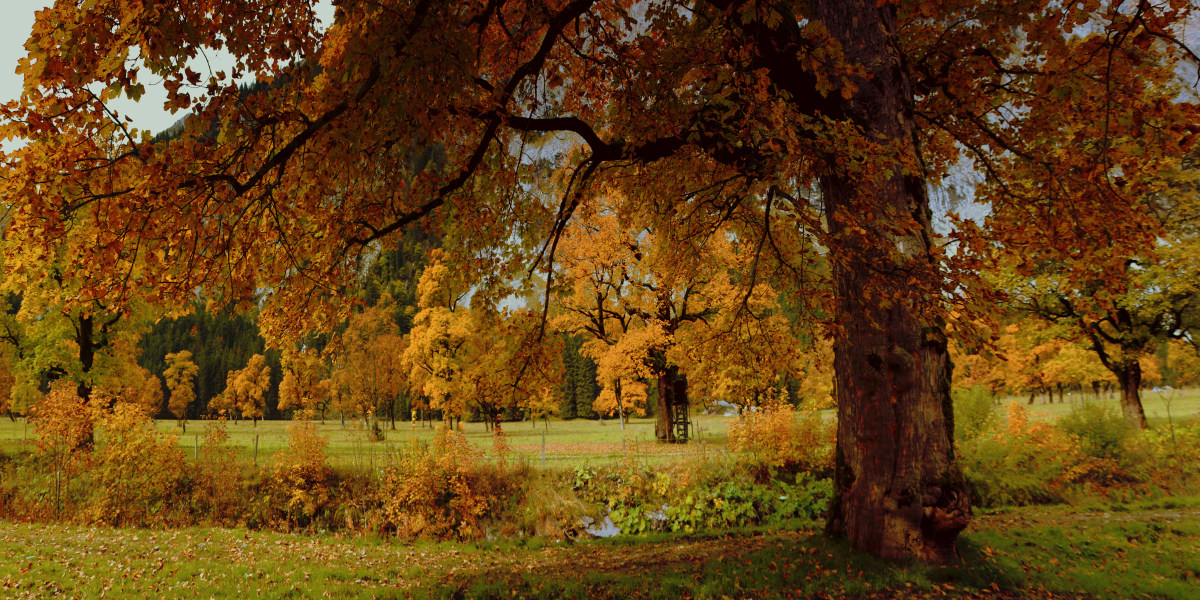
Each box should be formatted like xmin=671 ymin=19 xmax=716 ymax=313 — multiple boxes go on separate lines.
xmin=655 ymin=362 xmax=677 ymax=443
xmin=1114 ymin=356 xmax=1149 ymax=429
xmin=813 ymin=0 xmax=970 ymax=563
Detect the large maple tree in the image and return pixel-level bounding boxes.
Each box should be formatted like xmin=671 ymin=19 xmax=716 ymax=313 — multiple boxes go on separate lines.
xmin=552 ymin=193 xmax=811 ymax=440
xmin=3 ymin=0 xmax=1196 ymax=562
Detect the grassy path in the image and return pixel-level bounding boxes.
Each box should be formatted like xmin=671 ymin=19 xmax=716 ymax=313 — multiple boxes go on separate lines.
xmin=2 ymin=499 xmax=1198 ymax=599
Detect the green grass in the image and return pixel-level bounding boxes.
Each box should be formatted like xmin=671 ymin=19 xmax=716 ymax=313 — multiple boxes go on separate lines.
xmin=1 ymin=387 xmax=1195 ymax=468
xmin=2 ymin=500 xmax=1198 ymax=598
xmin=0 ymin=413 xmax=737 ymax=469
xmin=1000 ymin=387 xmax=1200 ymax=426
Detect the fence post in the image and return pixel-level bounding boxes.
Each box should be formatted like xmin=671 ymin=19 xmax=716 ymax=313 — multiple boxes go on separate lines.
xmin=541 ymin=429 xmax=546 ymax=467
xmin=194 ymin=434 xmax=199 ymax=459
xmin=254 ymin=434 xmax=259 ymax=466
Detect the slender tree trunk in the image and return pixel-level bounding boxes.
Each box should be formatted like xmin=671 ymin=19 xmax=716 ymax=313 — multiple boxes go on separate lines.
xmin=613 ymin=378 xmax=626 ymax=430
xmin=814 ymin=0 xmax=969 ymax=563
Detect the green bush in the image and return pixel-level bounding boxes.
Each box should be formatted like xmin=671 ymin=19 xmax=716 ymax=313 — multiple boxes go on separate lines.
xmin=579 ymin=455 xmax=832 ymax=536
xmin=1058 ymin=402 xmax=1129 ymax=458
xmin=959 ymin=403 xmax=1083 ymax=506
xmin=953 ymin=385 xmax=998 ymax=443
xmin=1123 ymin=417 xmax=1200 ymax=494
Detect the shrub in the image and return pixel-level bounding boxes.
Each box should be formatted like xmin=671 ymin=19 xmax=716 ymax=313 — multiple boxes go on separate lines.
xmin=27 ymin=383 xmax=97 ymax=517
xmin=610 ymin=475 xmax=832 ymax=535
xmin=85 ymin=401 xmax=188 ymax=526
xmin=1123 ymin=416 xmax=1200 ymax=493
xmin=727 ymin=400 xmax=834 ymax=480
xmin=263 ymin=418 xmax=337 ymax=530
xmin=192 ymin=419 xmax=247 ymax=525
xmin=512 ymin=469 xmax=589 ymax=539
xmin=953 ymin=385 xmax=998 ymax=443
xmin=1057 ymin=402 xmax=1129 ymax=458
xmin=570 ymin=454 xmax=830 ymax=537
xmin=377 ymin=423 xmax=517 ymax=540
xmin=492 ymin=426 xmax=511 ymax=463
xmin=959 ymin=402 xmax=1086 ymax=506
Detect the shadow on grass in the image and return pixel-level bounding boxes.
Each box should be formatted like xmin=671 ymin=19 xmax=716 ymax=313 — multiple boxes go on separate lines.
xmin=419 ymin=508 xmax=1200 ymax=600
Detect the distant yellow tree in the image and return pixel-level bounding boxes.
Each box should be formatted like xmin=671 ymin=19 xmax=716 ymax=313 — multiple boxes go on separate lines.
xmin=163 ymin=351 xmax=199 ymax=433
xmin=329 ymin=300 xmax=408 ymax=435
xmin=554 ymin=196 xmax=806 ymax=439
xmin=219 ymin=354 xmax=272 ymax=425
xmin=403 ymin=253 xmax=561 ymax=430
xmin=136 ymin=372 xmax=164 ymax=417
xmin=1165 ymin=341 xmax=1200 ymax=388
xmin=278 ymin=350 xmax=330 ymax=421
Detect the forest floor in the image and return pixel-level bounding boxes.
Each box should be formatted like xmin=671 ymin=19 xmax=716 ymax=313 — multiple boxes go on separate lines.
xmin=1 ymin=496 xmax=1198 ymax=599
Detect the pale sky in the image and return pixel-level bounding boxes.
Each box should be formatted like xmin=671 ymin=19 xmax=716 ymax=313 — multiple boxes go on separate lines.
xmin=2 ymin=0 xmax=334 ymax=138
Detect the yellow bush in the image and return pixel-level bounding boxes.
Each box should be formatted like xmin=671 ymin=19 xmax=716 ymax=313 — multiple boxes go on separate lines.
xmin=28 ymin=383 xmax=98 ymax=516
xmin=378 ymin=424 xmax=512 ymax=540
xmin=727 ymin=399 xmax=834 ymax=479
xmin=192 ymin=419 xmax=245 ymax=524
xmin=86 ymin=401 xmax=187 ymax=526
xmin=267 ymin=418 xmax=335 ymax=529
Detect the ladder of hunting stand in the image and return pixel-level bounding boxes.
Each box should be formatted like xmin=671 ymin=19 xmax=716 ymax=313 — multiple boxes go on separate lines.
xmin=671 ymin=379 xmax=689 ymax=443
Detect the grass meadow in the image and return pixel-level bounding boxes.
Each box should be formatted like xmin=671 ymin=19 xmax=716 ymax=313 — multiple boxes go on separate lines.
xmin=0 ymin=413 xmax=737 ymax=471
xmin=1 ymin=497 xmax=1198 ymax=599
xmin=3 ymin=388 xmax=1195 ymax=470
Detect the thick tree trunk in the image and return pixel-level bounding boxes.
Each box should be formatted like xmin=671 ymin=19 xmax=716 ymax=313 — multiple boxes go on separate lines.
xmin=814 ymin=0 xmax=969 ymax=563
xmin=1115 ymin=360 xmax=1149 ymax=429
xmin=655 ymin=365 xmax=677 ymax=443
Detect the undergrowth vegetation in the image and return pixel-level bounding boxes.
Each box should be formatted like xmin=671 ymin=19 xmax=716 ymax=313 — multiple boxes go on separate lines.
xmin=1 ymin=389 xmax=1199 ymax=545
xmin=956 ymin=391 xmax=1200 ymax=507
